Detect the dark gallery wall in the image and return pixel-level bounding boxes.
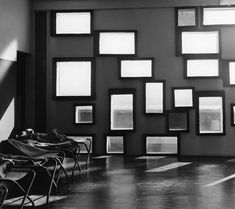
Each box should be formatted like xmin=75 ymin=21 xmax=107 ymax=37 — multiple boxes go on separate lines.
xmin=0 ymin=0 xmax=32 ymax=141
xmin=32 ymin=0 xmax=235 ymax=156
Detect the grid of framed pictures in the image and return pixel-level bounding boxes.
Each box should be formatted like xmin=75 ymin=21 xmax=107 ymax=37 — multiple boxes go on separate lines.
xmin=49 ymin=6 xmax=235 ymax=157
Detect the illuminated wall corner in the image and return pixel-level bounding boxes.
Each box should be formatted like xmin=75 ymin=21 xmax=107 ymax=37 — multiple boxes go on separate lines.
xmin=0 ymin=98 xmax=15 ymax=141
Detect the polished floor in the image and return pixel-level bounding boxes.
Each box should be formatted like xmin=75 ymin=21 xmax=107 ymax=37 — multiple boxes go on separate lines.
xmin=7 ymin=156 xmax=235 ymax=209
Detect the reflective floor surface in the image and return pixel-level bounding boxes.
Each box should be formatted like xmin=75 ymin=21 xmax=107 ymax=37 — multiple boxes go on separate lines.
xmin=7 ymin=156 xmax=235 ymax=209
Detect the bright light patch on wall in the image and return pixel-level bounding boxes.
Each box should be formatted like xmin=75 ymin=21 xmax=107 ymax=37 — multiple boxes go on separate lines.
xmin=56 ymin=61 xmax=91 ymax=96
xmin=0 ymin=40 xmax=17 ymax=61
xmin=203 ymin=7 xmax=235 ymax=25
xmin=145 ymin=82 xmax=164 ymax=113
xmin=199 ymin=97 xmax=223 ymax=134
xmin=99 ymin=32 xmax=135 ymax=55
xmin=121 ymin=60 xmax=152 ymax=78
xmin=0 ymin=98 xmax=15 ymax=141
xmin=146 ymin=136 xmax=178 ymax=154
xmin=229 ymin=62 xmax=235 ymax=85
xmin=174 ymin=89 xmax=193 ymax=107
xmin=187 ymin=59 xmax=219 ymax=77
xmin=111 ymin=94 xmax=133 ymax=130
xmin=56 ymin=12 xmax=91 ymax=34
xmin=106 ymin=136 xmax=124 ymax=154
xmin=181 ymin=31 xmax=219 ymax=54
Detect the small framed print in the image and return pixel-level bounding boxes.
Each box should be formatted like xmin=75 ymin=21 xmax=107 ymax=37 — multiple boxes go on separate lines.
xmin=176 ymin=7 xmax=197 ymax=27
xmin=172 ymin=87 xmax=195 ymax=109
xmin=74 ymin=104 xmax=95 ymax=124
xmin=106 ymin=135 xmax=124 ymax=154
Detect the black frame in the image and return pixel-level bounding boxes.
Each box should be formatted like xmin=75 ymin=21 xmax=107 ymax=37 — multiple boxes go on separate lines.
xmin=201 ymin=6 xmax=235 ymax=27
xmin=143 ymin=134 xmax=180 ymax=156
xmin=105 ymin=134 xmax=126 ymax=155
xmin=144 ymin=80 xmax=166 ymax=115
xmin=172 ymin=87 xmax=195 ymax=109
xmin=118 ymin=57 xmax=154 ymax=79
xmin=196 ymin=91 xmax=226 ymax=136
xmin=176 ymin=28 xmax=221 ymax=56
xmin=184 ymin=55 xmax=220 ymax=79
xmin=176 ymin=7 xmax=199 ymax=28
xmin=108 ymin=88 xmax=136 ymax=132
xmin=66 ymin=133 xmax=95 ymax=154
xmin=50 ymin=10 xmax=93 ymax=36
xmin=74 ymin=103 xmax=95 ymax=125
xmin=231 ymin=104 xmax=235 ymax=127
xmin=53 ymin=57 xmax=95 ymax=100
xmin=95 ymin=30 xmax=137 ymax=56
xmin=166 ymin=110 xmax=190 ymax=133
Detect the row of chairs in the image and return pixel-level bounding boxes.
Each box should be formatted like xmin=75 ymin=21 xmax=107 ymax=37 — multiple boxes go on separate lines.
xmin=0 ymin=130 xmax=92 ymax=208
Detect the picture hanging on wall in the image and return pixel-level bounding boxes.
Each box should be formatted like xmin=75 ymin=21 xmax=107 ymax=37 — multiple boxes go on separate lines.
xmin=176 ymin=7 xmax=197 ymax=27
xmin=119 ymin=58 xmax=154 ymax=79
xmin=167 ymin=111 xmax=189 ymax=133
xmin=144 ymin=80 xmax=165 ymax=114
xmin=184 ymin=56 xmax=220 ymax=78
xmin=106 ymin=135 xmax=124 ymax=154
xmin=179 ymin=30 xmax=220 ymax=55
xmin=96 ymin=31 xmax=137 ymax=56
xmin=51 ymin=10 xmax=93 ymax=35
xmin=145 ymin=134 xmax=179 ymax=155
xmin=109 ymin=89 xmax=135 ymax=131
xmin=172 ymin=87 xmax=195 ymax=108
xmin=53 ymin=58 xmax=95 ymax=99
xmin=74 ymin=104 xmax=95 ymax=125
xmin=196 ymin=91 xmax=225 ymax=135
xmin=203 ymin=6 xmax=235 ymax=26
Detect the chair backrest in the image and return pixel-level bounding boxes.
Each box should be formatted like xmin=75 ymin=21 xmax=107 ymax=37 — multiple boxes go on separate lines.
xmin=0 ymin=183 xmax=8 ymax=209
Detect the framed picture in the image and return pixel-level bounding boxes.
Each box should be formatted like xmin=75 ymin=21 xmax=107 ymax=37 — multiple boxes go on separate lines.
xmin=176 ymin=7 xmax=198 ymax=27
xmin=172 ymin=87 xmax=195 ymax=108
xmin=74 ymin=104 xmax=95 ymax=124
xmin=196 ymin=91 xmax=225 ymax=135
xmin=144 ymin=81 xmax=165 ymax=114
xmin=96 ymin=31 xmax=137 ymax=56
xmin=184 ymin=56 xmax=219 ymax=78
xmin=144 ymin=134 xmax=179 ymax=155
xmin=53 ymin=58 xmax=95 ymax=99
xmin=119 ymin=58 xmax=154 ymax=79
xmin=51 ymin=10 xmax=93 ymax=36
xmin=167 ymin=111 xmax=189 ymax=133
xmin=179 ymin=30 xmax=220 ymax=55
xmin=109 ymin=89 xmax=135 ymax=131
xmin=106 ymin=135 xmax=124 ymax=154
xmin=202 ymin=6 xmax=235 ymax=26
